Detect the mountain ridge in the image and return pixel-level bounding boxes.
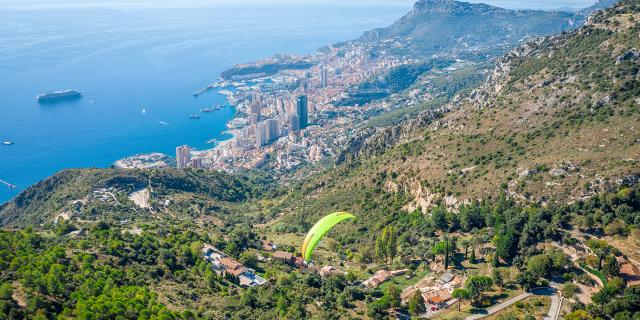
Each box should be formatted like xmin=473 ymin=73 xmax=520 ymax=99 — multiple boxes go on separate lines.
xmin=360 ymin=0 xmax=582 ymax=59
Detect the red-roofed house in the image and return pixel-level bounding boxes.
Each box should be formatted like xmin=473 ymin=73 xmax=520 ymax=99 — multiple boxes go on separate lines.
xmin=619 ymin=259 xmax=640 ymax=287
xmin=272 ymin=251 xmax=295 ymax=264
xmin=422 ymin=289 xmax=453 ymax=307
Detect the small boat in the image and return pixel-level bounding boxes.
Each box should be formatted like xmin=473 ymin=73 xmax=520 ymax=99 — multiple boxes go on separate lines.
xmin=207 ymin=138 xmax=217 ymax=144
xmin=2 ymin=141 xmax=14 ymax=145
xmin=189 ymin=114 xmax=200 ymax=119
xmin=159 ymin=121 xmax=169 ymax=125
xmin=201 ymin=108 xmax=214 ymax=113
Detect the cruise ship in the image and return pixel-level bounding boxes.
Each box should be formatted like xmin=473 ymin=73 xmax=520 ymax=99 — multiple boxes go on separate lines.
xmin=37 ymin=90 xmax=82 ymax=103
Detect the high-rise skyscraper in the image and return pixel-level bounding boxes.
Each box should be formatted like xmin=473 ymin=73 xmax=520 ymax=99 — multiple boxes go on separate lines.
xmin=191 ymin=158 xmax=203 ymax=169
xmin=288 ymin=113 xmax=300 ymax=132
xmin=255 ymin=123 xmax=267 ymax=148
xmin=320 ymin=65 xmax=328 ymax=88
xmin=176 ymin=145 xmax=191 ymax=169
xmin=296 ymin=95 xmax=308 ymax=130
xmin=265 ymin=118 xmax=280 ymax=142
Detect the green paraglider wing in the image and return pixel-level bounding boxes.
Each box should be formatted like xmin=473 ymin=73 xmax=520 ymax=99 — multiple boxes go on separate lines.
xmin=301 ymin=212 xmax=356 ymax=262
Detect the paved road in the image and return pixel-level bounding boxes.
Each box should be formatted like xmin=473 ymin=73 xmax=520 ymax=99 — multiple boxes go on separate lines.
xmin=537 ymin=287 xmax=561 ymax=320
xmin=465 ymin=292 xmax=532 ymax=320
xmin=464 ymin=287 xmax=559 ymax=320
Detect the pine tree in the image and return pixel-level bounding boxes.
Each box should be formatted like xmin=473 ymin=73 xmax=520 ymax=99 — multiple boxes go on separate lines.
xmin=470 ymin=245 xmax=476 ymax=264
xmin=444 ymin=239 xmax=450 ymax=270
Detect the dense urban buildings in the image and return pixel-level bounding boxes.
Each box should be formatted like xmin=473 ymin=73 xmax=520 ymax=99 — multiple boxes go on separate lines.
xmin=162 ymin=37 xmax=454 ymax=173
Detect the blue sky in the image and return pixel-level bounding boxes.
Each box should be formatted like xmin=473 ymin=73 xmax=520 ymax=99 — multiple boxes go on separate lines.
xmin=0 ymin=0 xmax=601 ymax=10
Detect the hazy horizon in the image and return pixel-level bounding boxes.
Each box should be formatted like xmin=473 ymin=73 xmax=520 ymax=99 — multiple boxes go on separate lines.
xmin=0 ymin=0 xmax=601 ymax=10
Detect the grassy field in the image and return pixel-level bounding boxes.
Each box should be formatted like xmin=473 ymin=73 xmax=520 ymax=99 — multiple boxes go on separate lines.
xmin=484 ymin=296 xmax=551 ymax=320
xmin=378 ymin=268 xmax=431 ymax=291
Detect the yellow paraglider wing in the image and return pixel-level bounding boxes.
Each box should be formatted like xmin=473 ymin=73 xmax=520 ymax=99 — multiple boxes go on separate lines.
xmin=301 ymin=212 xmax=356 ymax=262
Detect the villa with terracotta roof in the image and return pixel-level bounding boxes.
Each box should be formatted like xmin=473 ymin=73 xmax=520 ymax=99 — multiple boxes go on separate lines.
xmin=202 ymin=244 xmax=267 ymax=287
xmin=363 ymin=269 xmax=408 ymax=288
xmin=272 ymin=251 xmax=294 ymax=263
xmin=422 ymin=289 xmax=453 ymax=307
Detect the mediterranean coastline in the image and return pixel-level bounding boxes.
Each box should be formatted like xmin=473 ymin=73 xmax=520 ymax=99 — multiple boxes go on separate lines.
xmin=0 ymin=4 xmax=409 ymax=203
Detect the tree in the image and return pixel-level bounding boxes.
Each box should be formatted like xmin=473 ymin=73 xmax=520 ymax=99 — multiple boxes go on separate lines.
xmin=465 ymin=276 xmax=493 ymax=305
xmin=527 ymin=254 xmax=552 ymax=279
xmin=491 ymin=252 xmax=500 ymax=268
xmin=240 ymin=251 xmax=258 ymax=269
xmin=470 ymin=245 xmax=476 ymax=264
xmin=431 ymin=206 xmax=448 ymax=231
xmin=495 ymin=227 xmax=519 ymax=263
xmin=460 ymin=239 xmax=470 ymax=259
xmin=564 ymin=310 xmax=593 ymax=320
xmin=595 ymin=249 xmax=607 ymax=270
xmin=444 ymin=238 xmax=450 ymax=270
xmin=432 ymin=238 xmax=453 ymax=269
xmin=517 ymin=270 xmax=538 ymax=292
xmin=375 ymin=226 xmax=398 ymax=262
xmin=408 ymin=291 xmax=426 ymax=315
xmin=385 ymin=285 xmax=401 ymax=308
xmin=561 ymin=282 xmax=580 ymax=299
xmin=492 ymin=268 xmax=504 ymax=290
xmin=602 ymin=255 xmax=620 ymax=277
xmin=452 ymin=288 xmax=471 ymax=311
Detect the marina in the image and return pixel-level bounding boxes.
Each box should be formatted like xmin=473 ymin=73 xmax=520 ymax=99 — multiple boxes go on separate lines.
xmin=193 ymin=80 xmax=224 ymax=96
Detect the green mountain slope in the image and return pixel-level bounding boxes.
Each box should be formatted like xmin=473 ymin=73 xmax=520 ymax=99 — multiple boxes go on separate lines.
xmin=0 ymin=168 xmax=274 ymax=228
xmin=274 ymin=0 xmax=640 ymax=243
xmin=360 ymin=0 xmax=582 ymax=59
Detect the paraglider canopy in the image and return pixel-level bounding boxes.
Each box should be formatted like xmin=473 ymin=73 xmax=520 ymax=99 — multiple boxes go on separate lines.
xmin=301 ymin=211 xmax=356 ymax=262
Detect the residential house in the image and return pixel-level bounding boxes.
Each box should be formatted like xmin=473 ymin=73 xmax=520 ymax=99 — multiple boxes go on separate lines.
xmin=319 ymin=266 xmax=346 ymax=277
xmin=201 ymin=244 xmax=267 ymax=287
xmin=439 ymin=271 xmax=454 ymax=284
xmin=261 ymin=240 xmax=275 ymax=251
xmin=618 ymin=257 xmax=640 ymax=287
xmin=422 ymin=289 xmax=453 ymax=308
xmin=363 ymin=269 xmax=408 ymax=288
xmin=272 ymin=251 xmax=295 ymax=264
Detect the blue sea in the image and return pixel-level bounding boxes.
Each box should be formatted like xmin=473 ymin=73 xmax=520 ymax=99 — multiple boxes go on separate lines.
xmin=0 ymin=3 xmax=409 ymax=203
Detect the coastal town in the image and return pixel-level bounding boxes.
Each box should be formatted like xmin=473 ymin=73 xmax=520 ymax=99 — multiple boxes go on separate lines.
xmin=116 ymin=38 xmax=468 ymax=175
